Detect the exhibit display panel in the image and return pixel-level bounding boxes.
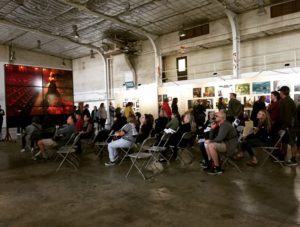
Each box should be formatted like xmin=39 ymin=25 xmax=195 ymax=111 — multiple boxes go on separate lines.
xmin=4 ymin=64 xmax=74 ymax=127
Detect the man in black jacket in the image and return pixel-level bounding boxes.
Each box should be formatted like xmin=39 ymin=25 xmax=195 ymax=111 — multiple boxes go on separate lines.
xmin=278 ymin=86 xmax=298 ymax=166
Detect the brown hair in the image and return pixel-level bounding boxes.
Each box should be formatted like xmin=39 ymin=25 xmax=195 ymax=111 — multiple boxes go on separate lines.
xmin=258 ymin=110 xmax=272 ymax=132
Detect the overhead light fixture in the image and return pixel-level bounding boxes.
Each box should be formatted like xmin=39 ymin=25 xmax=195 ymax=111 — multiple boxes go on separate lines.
xmin=178 ymin=29 xmax=186 ymax=38
xmin=9 ymin=43 xmax=16 ymax=63
xmin=90 ymin=50 xmax=95 ymax=58
xmin=212 ymin=72 xmax=218 ymax=76
xmin=72 ymin=25 xmax=80 ymax=39
xmin=37 ymin=40 xmax=41 ymax=49
xmin=284 ymin=63 xmax=290 ymax=67
xmin=62 ymin=59 xmax=66 ymax=66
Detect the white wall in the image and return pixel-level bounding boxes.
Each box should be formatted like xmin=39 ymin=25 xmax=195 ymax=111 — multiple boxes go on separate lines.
xmin=72 ymin=53 xmax=106 ymax=105
xmin=0 ymin=44 xmax=72 ymax=128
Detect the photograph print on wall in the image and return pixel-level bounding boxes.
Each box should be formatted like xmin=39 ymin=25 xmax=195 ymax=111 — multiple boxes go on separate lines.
xmin=252 ymin=81 xmax=271 ymax=94
xmin=193 ymin=87 xmax=202 ymax=98
xmin=235 ymin=83 xmax=250 ymax=95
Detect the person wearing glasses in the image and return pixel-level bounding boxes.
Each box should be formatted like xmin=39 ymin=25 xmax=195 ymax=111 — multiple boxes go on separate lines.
xmin=205 ymin=111 xmax=238 ymax=174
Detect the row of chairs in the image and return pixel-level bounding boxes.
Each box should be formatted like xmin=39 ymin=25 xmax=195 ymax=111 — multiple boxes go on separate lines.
xmin=55 ymin=129 xmax=286 ymax=179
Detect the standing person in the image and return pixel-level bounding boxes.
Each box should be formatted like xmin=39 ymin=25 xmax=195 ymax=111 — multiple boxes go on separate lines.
xmin=82 ymin=104 xmax=91 ymax=118
xmin=227 ymin=93 xmax=242 ymax=123
xmin=109 ymin=102 xmax=115 ymax=127
xmin=251 ymin=96 xmax=266 ymax=127
xmin=99 ymin=103 xmax=107 ymax=130
xmin=267 ymin=91 xmax=281 ymax=133
xmin=171 ymin=98 xmax=179 ymax=114
xmin=0 ymin=105 xmax=5 ymax=138
xmin=162 ymin=98 xmax=172 ymax=119
xmin=278 ymin=86 xmax=298 ymax=166
xmin=216 ymin=97 xmax=227 ymax=111
xmin=91 ymin=106 xmax=98 ymax=125
xmin=124 ymin=102 xmax=135 ymax=120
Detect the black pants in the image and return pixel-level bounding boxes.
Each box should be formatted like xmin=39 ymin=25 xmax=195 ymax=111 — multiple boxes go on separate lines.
xmin=199 ymin=142 xmax=208 ymax=163
xmin=0 ymin=118 xmax=3 ymax=134
xmin=241 ymin=138 xmax=264 ymax=157
xmin=99 ymin=118 xmax=106 ymax=130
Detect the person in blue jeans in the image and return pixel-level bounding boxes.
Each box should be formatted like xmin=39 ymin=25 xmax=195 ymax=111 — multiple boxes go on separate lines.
xmin=105 ymin=116 xmax=138 ymax=166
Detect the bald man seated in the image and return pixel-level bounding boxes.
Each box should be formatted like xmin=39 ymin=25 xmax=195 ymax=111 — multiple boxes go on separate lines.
xmin=204 ymin=111 xmax=238 ymax=175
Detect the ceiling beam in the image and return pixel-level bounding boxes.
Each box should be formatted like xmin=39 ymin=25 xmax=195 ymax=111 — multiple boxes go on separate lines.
xmin=0 ymin=19 xmax=103 ymax=59
xmin=57 ymin=0 xmax=158 ymax=40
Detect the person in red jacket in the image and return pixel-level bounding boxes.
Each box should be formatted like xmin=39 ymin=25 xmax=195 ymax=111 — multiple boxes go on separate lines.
xmin=161 ymin=98 xmax=172 ymax=119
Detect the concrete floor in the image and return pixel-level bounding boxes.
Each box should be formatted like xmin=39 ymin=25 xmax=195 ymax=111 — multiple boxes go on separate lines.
xmin=0 ymin=135 xmax=300 ymax=227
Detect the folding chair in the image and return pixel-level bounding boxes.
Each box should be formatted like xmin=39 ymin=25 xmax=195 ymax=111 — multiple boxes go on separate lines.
xmin=147 ymin=132 xmax=172 ymax=164
xmin=95 ymin=130 xmax=114 ymax=158
xmin=221 ymin=152 xmax=242 ymax=173
xmin=125 ymin=137 xmax=157 ymax=180
xmin=56 ymin=133 xmax=81 ymax=172
xmin=260 ymin=129 xmax=286 ymax=168
xmin=118 ymin=141 xmax=136 ymax=166
xmin=170 ymin=131 xmax=194 ymax=165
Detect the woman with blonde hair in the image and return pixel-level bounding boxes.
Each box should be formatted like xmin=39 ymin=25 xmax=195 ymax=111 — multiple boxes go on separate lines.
xmin=240 ymin=109 xmax=272 ymax=166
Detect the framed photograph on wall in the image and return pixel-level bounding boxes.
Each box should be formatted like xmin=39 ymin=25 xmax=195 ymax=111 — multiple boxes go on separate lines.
xmin=193 ymin=87 xmax=201 ymax=98
xmin=158 ymin=95 xmax=162 ymax=102
xmin=203 ymin=86 xmax=215 ymax=97
xmin=235 ymin=83 xmax=250 ymax=95
xmin=252 ymin=81 xmax=270 ymax=94
xmin=217 ymin=85 xmax=233 ymax=97
xmin=294 ymin=94 xmax=300 ymax=106
xmin=136 ymin=102 xmax=140 ymax=108
xmin=273 ymin=81 xmax=291 ymax=91
xmin=163 ymin=94 xmax=168 ymax=100
xmin=294 ymin=82 xmax=300 ymax=92
xmin=243 ymin=96 xmax=254 ymax=108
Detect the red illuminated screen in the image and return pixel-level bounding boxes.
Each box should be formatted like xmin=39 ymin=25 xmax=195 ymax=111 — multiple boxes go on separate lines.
xmin=5 ymin=64 xmax=74 ymax=117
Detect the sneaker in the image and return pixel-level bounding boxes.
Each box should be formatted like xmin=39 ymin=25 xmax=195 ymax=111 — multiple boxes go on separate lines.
xmin=285 ymin=159 xmax=298 ymax=167
xmin=199 ymin=160 xmax=208 ymax=169
xmin=105 ymin=160 xmax=117 ymax=166
xmin=30 ymin=148 xmax=35 ymax=154
xmin=20 ymin=148 xmax=26 ymax=153
xmin=207 ymin=167 xmax=224 ymax=175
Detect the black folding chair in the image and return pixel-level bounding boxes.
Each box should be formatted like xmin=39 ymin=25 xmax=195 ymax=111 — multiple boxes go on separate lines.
xmin=260 ymin=130 xmax=286 ymax=168
xmin=56 ymin=133 xmax=81 ymax=172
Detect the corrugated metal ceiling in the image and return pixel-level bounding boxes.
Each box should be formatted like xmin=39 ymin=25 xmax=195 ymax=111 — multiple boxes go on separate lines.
xmin=0 ymin=0 xmax=277 ymax=59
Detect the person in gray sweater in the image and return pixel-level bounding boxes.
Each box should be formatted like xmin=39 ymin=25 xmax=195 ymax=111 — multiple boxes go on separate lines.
xmin=205 ymin=111 xmax=238 ymax=174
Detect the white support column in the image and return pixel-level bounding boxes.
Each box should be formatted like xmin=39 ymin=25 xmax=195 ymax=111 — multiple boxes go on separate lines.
xmin=224 ymin=9 xmax=240 ymax=79
xmin=146 ymin=35 xmax=161 ymax=113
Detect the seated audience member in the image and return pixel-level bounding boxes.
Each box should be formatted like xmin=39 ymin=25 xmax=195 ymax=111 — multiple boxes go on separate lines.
xmin=251 ymin=96 xmax=266 ymax=127
xmin=165 ymin=112 xmax=181 ymax=131
xmin=152 ymin=109 xmax=169 ymax=136
xmin=20 ymin=117 xmax=42 ymax=153
xmin=167 ymin=111 xmax=196 ymax=159
xmin=135 ymin=112 xmax=142 ymax=128
xmin=92 ymin=113 xmax=127 ymax=143
xmin=198 ymin=111 xmax=216 ymax=167
xmin=77 ymin=114 xmax=94 ymax=153
xmin=75 ymin=112 xmax=84 ymax=132
xmin=105 ymin=116 xmax=138 ymax=166
xmin=35 ymin=115 xmax=76 ymax=160
xmin=136 ymin=114 xmax=154 ymax=144
xmin=205 ymin=111 xmax=238 ymax=174
xmin=239 ymin=110 xmax=272 ymax=166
